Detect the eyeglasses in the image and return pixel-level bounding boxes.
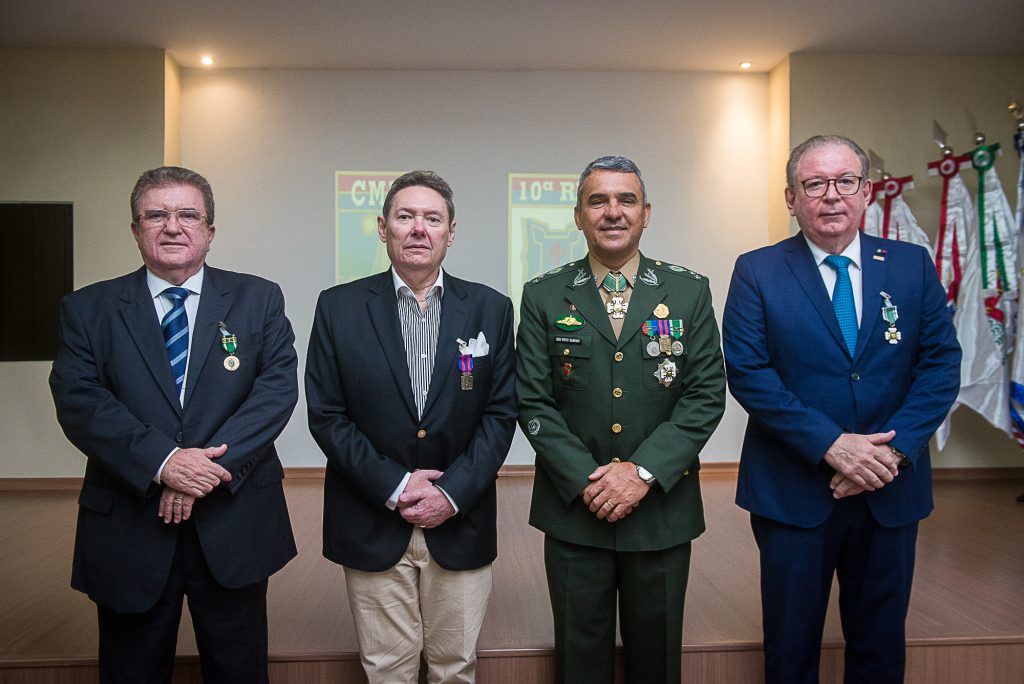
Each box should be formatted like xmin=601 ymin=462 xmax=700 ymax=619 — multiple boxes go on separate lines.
xmin=799 ymin=175 xmax=864 ymax=198
xmin=136 ymin=209 xmax=208 ymax=228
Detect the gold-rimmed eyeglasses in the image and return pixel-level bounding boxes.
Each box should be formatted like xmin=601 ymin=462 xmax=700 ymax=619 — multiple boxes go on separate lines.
xmin=136 ymin=209 xmax=209 ymax=228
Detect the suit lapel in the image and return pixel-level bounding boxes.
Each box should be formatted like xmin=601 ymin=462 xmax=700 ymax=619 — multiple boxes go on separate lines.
xmin=119 ymin=267 xmax=182 ymax=414
xmin=421 ymin=276 xmax=468 ymax=418
xmin=565 ymin=259 xmax=616 ymax=346
xmin=617 ymin=255 xmax=665 ymax=350
xmin=855 ymin=236 xmax=887 ymax=361
xmin=367 ymin=272 xmax=418 ymax=419
xmin=784 ymin=234 xmax=850 ymax=355
xmin=184 ymin=267 xmax=230 ymax=409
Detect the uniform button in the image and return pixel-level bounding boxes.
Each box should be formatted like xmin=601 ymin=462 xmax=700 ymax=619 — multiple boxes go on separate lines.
xmin=611 ymin=423 xmax=622 ymax=434
xmin=614 ymin=351 xmax=624 ymax=362
xmin=851 ymin=372 xmax=860 ymax=381
xmin=417 ymin=429 xmax=427 ymax=439
xmin=175 ymin=431 xmax=183 ymax=444
xmin=655 ymin=260 xmax=662 ymax=266
xmin=683 ymin=469 xmax=690 ymax=476
xmin=612 ymin=387 xmax=623 ymax=398
xmin=563 ymin=348 xmax=570 ymax=356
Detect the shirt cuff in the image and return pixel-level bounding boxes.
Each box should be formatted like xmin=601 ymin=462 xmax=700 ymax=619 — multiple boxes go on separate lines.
xmin=154 ymin=447 xmax=179 ymax=484
xmin=386 ymin=472 xmax=412 ymax=510
xmin=434 ymin=484 xmax=460 ymax=514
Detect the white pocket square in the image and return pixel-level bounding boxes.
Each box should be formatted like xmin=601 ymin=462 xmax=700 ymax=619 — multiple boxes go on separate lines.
xmin=457 ymin=331 xmax=489 ymax=357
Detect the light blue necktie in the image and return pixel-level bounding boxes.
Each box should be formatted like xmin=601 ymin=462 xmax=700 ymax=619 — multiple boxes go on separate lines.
xmin=161 ymin=287 xmax=190 ymax=396
xmin=824 ymin=255 xmax=857 ymax=356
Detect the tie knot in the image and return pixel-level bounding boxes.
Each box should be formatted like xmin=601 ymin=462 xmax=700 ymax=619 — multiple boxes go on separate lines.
xmin=824 ymin=255 xmax=852 ymax=272
xmin=162 ymin=287 xmax=190 ymax=305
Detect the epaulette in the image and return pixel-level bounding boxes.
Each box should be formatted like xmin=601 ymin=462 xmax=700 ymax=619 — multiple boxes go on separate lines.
xmin=649 ymin=259 xmax=704 ymax=281
xmin=528 ymin=261 xmax=587 ymax=285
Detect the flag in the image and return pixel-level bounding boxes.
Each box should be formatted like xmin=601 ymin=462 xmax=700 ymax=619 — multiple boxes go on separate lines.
xmin=970 ymin=142 xmax=1019 ymax=355
xmin=931 ymin=154 xmax=971 ymax=310
xmin=934 ymin=157 xmax=1012 ymax=448
xmin=1008 ymin=130 xmax=1024 ymax=441
xmin=863 ymin=175 xmax=934 ymax=258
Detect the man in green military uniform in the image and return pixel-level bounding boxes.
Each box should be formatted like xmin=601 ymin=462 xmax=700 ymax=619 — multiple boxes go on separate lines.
xmin=516 ymin=156 xmax=726 ymax=683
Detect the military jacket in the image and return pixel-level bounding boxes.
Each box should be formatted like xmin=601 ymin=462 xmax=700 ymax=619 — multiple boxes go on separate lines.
xmin=516 ymin=253 xmax=726 ymax=550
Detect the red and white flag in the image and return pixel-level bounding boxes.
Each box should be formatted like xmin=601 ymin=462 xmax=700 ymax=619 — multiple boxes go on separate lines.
xmin=863 ymin=175 xmax=933 ymax=258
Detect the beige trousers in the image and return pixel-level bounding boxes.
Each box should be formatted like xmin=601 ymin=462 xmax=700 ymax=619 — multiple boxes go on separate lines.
xmin=344 ymin=527 xmax=492 ymax=684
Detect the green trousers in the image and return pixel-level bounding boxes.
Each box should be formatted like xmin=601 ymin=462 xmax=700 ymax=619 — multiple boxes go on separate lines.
xmin=544 ymin=536 xmax=692 ymax=684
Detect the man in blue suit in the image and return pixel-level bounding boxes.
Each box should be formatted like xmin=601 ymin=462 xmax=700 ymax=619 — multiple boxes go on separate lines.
xmin=722 ymin=135 xmax=961 ymax=683
xmin=306 ymin=170 xmax=516 ymax=683
xmin=50 ymin=166 xmax=298 ymax=682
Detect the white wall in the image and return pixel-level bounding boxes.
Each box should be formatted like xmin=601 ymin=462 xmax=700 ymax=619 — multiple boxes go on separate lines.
xmin=0 ymin=48 xmax=167 ymax=477
xmin=181 ymin=68 xmax=770 ymax=466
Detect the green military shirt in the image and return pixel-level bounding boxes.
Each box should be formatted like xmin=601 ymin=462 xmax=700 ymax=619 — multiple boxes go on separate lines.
xmin=517 ymin=253 xmax=726 ymax=551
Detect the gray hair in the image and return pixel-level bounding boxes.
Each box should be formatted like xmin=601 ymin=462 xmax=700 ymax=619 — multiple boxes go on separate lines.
xmin=786 ymin=135 xmax=869 ymax=188
xmin=381 ymin=170 xmax=455 ymax=222
xmin=576 ymin=155 xmax=648 ymax=207
xmin=131 ymin=166 xmax=215 ymax=224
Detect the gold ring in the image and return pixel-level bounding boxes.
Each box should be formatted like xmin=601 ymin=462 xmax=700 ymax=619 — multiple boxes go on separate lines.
xmin=604 ymin=500 xmax=615 ymax=508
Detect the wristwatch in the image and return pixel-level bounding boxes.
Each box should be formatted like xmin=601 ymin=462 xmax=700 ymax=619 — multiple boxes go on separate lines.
xmin=888 ymin=445 xmax=911 ymax=468
xmin=636 ymin=464 xmax=656 ymax=485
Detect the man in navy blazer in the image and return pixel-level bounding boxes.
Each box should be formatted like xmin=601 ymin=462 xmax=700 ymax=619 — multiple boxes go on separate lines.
xmin=49 ymin=166 xmax=298 ymax=683
xmin=722 ymin=136 xmax=961 ymax=683
xmin=306 ymin=170 xmax=516 ymax=683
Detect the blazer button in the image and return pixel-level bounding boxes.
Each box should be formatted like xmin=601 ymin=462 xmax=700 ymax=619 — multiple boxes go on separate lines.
xmin=851 ymin=372 xmax=860 ymax=381
xmin=175 ymin=431 xmax=183 ymax=444
xmin=612 ymin=387 xmax=623 ymax=398
xmin=611 ymin=423 xmax=622 ymax=434
xmin=683 ymin=469 xmax=690 ymax=476
xmin=417 ymin=429 xmax=427 ymax=439
xmin=614 ymin=351 xmax=624 ymax=362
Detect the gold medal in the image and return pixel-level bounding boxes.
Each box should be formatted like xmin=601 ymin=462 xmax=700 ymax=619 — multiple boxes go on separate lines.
xmin=659 ymin=335 xmax=672 ymax=354
xmin=224 ymin=356 xmax=240 ymax=371
xmin=653 ymin=303 xmax=669 ymax=319
xmin=460 ymin=372 xmax=474 ymax=390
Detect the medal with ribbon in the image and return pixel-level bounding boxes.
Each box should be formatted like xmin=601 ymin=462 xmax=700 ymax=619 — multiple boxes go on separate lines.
xmin=218 ymin=321 xmax=240 ymax=371
xmin=879 ymin=291 xmax=901 ymax=344
xmin=668 ymin=319 xmax=685 ymax=356
xmin=458 ymin=353 xmax=474 ymax=390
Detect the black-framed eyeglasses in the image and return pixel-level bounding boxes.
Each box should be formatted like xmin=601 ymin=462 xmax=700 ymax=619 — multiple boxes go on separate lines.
xmin=799 ymin=175 xmax=864 ymax=198
xmin=136 ymin=209 xmax=208 ymax=228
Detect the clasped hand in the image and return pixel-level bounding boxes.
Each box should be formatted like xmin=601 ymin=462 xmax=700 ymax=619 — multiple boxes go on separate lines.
xmin=397 ymin=469 xmax=455 ymax=529
xmin=824 ymin=431 xmax=902 ymax=499
xmin=159 ymin=444 xmax=231 ymax=524
xmin=581 ymin=461 xmax=650 ymax=523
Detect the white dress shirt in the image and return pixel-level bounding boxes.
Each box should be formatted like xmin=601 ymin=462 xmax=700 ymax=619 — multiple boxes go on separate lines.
xmin=804 ymin=232 xmax=863 ymax=325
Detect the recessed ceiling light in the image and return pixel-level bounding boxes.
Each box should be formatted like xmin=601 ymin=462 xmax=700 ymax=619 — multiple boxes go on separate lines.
xmin=201 ymin=55 xmax=214 ymax=66
xmin=739 ymin=61 xmax=752 ymax=70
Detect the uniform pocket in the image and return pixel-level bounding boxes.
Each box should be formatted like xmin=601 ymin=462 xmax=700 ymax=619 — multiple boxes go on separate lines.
xmin=548 ymin=333 xmax=592 ymax=390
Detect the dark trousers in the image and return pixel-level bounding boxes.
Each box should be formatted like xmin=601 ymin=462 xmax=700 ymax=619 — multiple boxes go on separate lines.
xmin=751 ymin=495 xmax=918 ymax=684
xmin=97 ymin=521 xmax=269 ymax=684
xmin=544 ymin=535 xmax=691 ymax=684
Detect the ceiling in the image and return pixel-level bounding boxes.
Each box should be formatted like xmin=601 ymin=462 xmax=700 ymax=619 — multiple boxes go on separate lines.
xmin=2 ymin=0 xmax=1022 ymax=72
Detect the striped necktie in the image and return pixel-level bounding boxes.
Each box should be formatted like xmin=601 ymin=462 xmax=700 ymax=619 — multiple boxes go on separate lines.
xmin=161 ymin=287 xmax=190 ymax=397
xmin=824 ymin=255 xmax=857 ymax=356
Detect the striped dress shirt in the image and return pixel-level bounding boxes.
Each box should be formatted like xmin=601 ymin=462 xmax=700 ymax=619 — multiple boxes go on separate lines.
xmin=393 ymin=270 xmax=444 ymax=418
